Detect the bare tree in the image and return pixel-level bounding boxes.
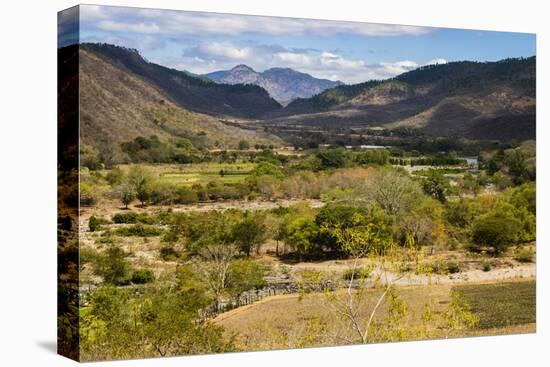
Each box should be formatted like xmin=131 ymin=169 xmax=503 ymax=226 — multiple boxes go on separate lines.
xmin=319 ymin=221 xmax=409 ymax=344
xmin=195 ymin=242 xmax=238 ymax=311
xmin=346 ymin=169 xmax=422 ymax=216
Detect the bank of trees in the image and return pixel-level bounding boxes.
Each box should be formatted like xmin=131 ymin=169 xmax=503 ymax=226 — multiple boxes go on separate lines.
xmin=85 ymin=162 xmax=535 ymax=259
xmin=481 ymin=140 xmax=536 ymax=187
xmin=80 ymin=267 xmax=234 ymax=360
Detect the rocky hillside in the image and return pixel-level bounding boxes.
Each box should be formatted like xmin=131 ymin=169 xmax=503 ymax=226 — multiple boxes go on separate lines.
xmin=71 ymin=45 xmax=281 ymax=155
xmin=206 ymin=65 xmax=342 ymax=105
xmin=81 ymin=43 xmax=282 ymax=119
xmin=272 ymin=57 xmax=535 ymax=141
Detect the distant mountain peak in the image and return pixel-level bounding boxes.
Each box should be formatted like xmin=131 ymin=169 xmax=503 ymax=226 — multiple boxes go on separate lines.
xmin=232 ymin=64 xmax=256 ymax=72
xmin=205 ymin=65 xmax=342 ymax=104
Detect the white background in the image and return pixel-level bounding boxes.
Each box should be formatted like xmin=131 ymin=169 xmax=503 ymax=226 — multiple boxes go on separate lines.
xmin=0 ymin=0 xmax=547 ymax=365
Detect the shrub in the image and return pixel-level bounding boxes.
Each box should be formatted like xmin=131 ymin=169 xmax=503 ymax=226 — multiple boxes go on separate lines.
xmin=114 ymin=224 xmax=162 ymax=237
xmin=251 ymin=161 xmax=284 ymax=179
xmin=174 ymin=186 xmax=199 ymax=204
xmin=112 ymin=212 xmax=139 ymax=224
xmin=131 ymin=269 xmax=155 ymax=284
xmin=514 ymin=249 xmax=534 ymax=263
xmin=472 ymin=212 xmax=522 ymax=255
xmin=424 ymin=261 xmax=443 ymax=274
xmin=342 ymin=267 xmax=371 ymax=280
xmin=238 ymin=140 xmax=250 ymax=150
xmin=105 ymin=167 xmax=124 ymax=186
xmin=481 ymin=262 xmax=492 ymax=272
xmin=447 ymin=262 xmax=460 ymax=274
xmin=93 ymin=245 xmax=131 ymax=285
xmin=112 ymin=212 xmax=157 ymax=225
xmin=89 ymin=215 xmax=111 ymax=232
xmin=79 ymin=182 xmax=98 ymax=206
xmin=149 ymin=181 xmax=176 ymax=205
xmin=159 ymin=246 xmax=180 ymax=261
xmin=79 ymin=247 xmax=99 ymax=269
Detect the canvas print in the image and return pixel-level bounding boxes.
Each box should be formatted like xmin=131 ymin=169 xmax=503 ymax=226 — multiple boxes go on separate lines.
xmin=58 ymin=4 xmax=536 ymax=362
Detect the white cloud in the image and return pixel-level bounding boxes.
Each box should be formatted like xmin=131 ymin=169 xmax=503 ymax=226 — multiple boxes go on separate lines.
xmin=79 ymin=6 xmax=445 ymax=84
xmin=81 ymin=34 xmax=166 ymax=52
xmin=197 ymin=42 xmax=254 ymax=60
xmin=378 ymin=60 xmax=419 ymax=76
xmin=82 ymin=5 xmax=434 ymax=38
xmin=275 ymin=52 xmax=314 ymax=67
xmin=320 ymin=52 xmax=366 ymax=70
xmin=171 ymin=41 xmax=447 ymax=83
xmin=425 ymin=58 xmax=448 ymax=65
xmin=96 ymin=20 xmax=161 ymax=34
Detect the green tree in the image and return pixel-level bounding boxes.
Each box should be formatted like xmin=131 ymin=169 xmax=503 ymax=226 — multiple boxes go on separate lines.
xmin=315 ymin=205 xmax=394 ymax=253
xmin=422 ymin=170 xmax=450 ymax=203
xmin=231 ymin=216 xmax=268 ymax=256
xmin=461 ymin=173 xmax=481 ymax=196
xmin=81 ymin=268 xmax=234 ymax=360
xmin=127 ymin=165 xmax=153 ymax=206
xmin=227 ymin=259 xmax=267 ymax=296
xmin=238 ymin=140 xmax=250 ymax=150
xmin=472 ymin=208 xmax=522 ymax=255
xmin=93 ymin=245 xmax=132 ymax=285
xmin=316 ymin=149 xmax=347 ymax=169
xmin=106 ymin=167 xmax=125 ymax=186
xmin=251 ymin=161 xmax=284 ymax=179
xmin=116 ymin=184 xmax=136 ymax=209
xmin=281 ymin=216 xmax=319 ymax=256
xmin=505 ymin=148 xmax=529 ymax=185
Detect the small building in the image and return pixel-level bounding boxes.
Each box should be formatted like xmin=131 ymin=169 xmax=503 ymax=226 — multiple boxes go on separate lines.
xmin=359 ymin=145 xmax=389 ymax=150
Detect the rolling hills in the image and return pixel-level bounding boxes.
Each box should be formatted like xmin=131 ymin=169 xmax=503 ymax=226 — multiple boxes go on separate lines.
xmin=68 ymin=43 xmax=536 ymax=145
xmin=269 ymin=57 xmax=535 ymax=141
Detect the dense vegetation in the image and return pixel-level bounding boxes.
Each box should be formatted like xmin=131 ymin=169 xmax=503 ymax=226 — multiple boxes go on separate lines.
xmin=62 ymin=39 xmax=538 ymax=360
xmin=79 ymin=134 xmax=535 ymax=359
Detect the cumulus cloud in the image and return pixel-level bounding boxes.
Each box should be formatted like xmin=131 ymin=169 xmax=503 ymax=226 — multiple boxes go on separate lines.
xmin=81 ymin=5 xmax=433 ymax=38
xmin=162 ymin=41 xmax=446 ymax=83
xmin=78 ymin=5 xmax=445 ymax=84
xmin=82 ymin=34 xmax=166 ymax=52
xmin=198 ymin=42 xmax=254 ymax=60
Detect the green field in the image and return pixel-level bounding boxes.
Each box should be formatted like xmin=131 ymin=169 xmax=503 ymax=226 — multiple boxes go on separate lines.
xmin=129 ymin=163 xmax=256 ymax=186
xmin=453 ymin=281 xmax=536 ymax=329
xmin=160 ymin=171 xmax=250 ymax=185
xmin=159 ymin=163 xmax=255 ymax=185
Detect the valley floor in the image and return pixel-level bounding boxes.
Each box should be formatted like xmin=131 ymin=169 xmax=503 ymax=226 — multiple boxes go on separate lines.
xmin=213 ymin=279 xmax=536 ymax=351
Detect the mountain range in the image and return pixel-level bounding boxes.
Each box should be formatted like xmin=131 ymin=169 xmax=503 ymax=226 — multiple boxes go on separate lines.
xmin=74 ymin=44 xmax=281 ymax=155
xmin=82 ymin=43 xmax=282 ymax=119
xmin=205 ymin=65 xmax=342 ymax=105
xmin=67 ymin=43 xmax=536 ymax=149
xmin=271 ymin=57 xmax=535 ymax=141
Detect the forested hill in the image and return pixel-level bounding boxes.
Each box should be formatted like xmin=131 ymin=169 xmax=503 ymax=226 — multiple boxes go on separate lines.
xmin=272 ymin=57 xmax=535 ymax=141
xmin=281 ymin=57 xmax=535 ymax=113
xmin=81 ymin=43 xmax=282 ymax=119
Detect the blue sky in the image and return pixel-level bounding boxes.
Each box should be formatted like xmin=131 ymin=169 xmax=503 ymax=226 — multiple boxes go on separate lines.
xmin=62 ymin=4 xmax=536 ymax=84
